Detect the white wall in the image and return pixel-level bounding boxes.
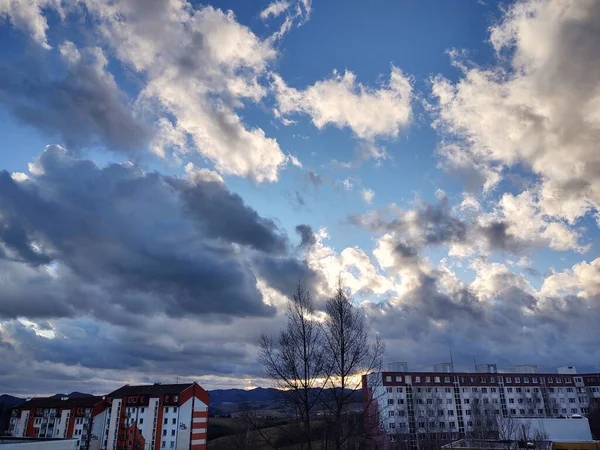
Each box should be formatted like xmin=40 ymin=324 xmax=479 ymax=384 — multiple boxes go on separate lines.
xmin=106 ymin=399 xmax=121 ymax=450
xmin=0 ymin=439 xmax=78 ymax=450
xmin=176 ymin=398 xmax=192 ymax=450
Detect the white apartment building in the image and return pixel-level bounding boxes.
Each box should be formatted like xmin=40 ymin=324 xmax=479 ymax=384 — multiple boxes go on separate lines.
xmin=363 ymin=363 xmax=600 ymax=449
xmin=100 ymin=382 xmax=209 ymax=450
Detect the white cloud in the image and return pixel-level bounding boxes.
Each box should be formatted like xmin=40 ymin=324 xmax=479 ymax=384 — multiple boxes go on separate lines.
xmin=273 ymin=66 xmax=412 ymax=140
xmin=361 ymin=188 xmax=375 ymax=204
xmin=432 ymin=0 xmax=600 ymax=222
xmin=260 ymin=0 xmax=291 ymax=19
xmin=540 ymin=258 xmax=600 ymax=299
xmin=0 ymin=0 xmax=59 ymax=49
xmin=27 ymin=1 xmax=287 ymax=182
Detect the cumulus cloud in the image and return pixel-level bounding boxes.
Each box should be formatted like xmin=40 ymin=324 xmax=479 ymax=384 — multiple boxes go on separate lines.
xmin=272 ymin=66 xmax=412 ymax=140
xmin=3 ymin=1 xmax=289 ymax=182
xmin=0 ymin=0 xmax=59 ymax=49
xmin=432 ymin=0 xmax=600 ymax=223
xmin=0 ymin=146 xmax=319 ymax=323
xmin=361 ymin=188 xmax=375 ymax=204
xmin=0 ymin=42 xmax=151 ymax=154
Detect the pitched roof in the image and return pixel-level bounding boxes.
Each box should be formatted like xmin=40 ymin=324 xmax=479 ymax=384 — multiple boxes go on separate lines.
xmin=107 ymin=383 xmax=194 ymax=398
xmin=14 ymin=395 xmax=104 ymax=411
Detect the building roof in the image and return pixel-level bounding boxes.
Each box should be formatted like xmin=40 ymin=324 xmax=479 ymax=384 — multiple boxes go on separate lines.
xmin=107 ymin=383 xmax=195 ymax=398
xmin=14 ymin=395 xmax=104 ymax=411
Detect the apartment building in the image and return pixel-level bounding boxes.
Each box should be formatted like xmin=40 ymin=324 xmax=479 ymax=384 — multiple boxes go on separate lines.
xmin=101 ymin=383 xmax=209 ymax=450
xmin=8 ymin=394 xmax=107 ymax=449
xmin=363 ymin=363 xmax=600 ymax=449
xmin=8 ymin=382 xmax=210 ymax=450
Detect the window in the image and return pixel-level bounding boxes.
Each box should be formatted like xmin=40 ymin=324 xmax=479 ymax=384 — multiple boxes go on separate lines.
xmin=438 ymin=410 xmax=444 ymax=416
xmin=481 ymin=388 xmax=487 ymax=393
xmin=491 ymin=388 xmax=497 ymax=393
xmin=447 ymin=410 xmax=454 ymax=416
xmin=538 ymin=409 xmax=544 ymax=415
xmin=560 ymin=398 xmax=566 ymax=404
xmin=435 ymin=377 xmax=440 ymax=383
xmin=171 ymin=430 xmax=175 ymax=436
xmin=549 ymin=388 xmax=555 ymax=393
xmin=450 ymin=421 xmax=456 ymax=428
xmin=161 ymin=442 xmax=165 ymax=448
xmin=386 ymin=376 xmax=391 ymax=382
xmin=516 ymin=388 xmax=522 ymax=393
xmin=518 ymin=398 xmax=523 ymax=404
xmin=398 ymin=399 xmax=404 ymax=405
xmin=396 ymin=376 xmax=402 ymax=382
xmin=426 ymin=388 xmax=432 ymax=393
xmin=396 ymin=387 xmax=403 ymax=393
xmin=534 ymin=388 xmax=539 ymax=393
xmin=429 ymin=421 xmax=436 ymax=429
xmin=417 ymin=388 xmax=422 ymax=393
xmin=416 ymin=399 xmax=423 ymax=405
xmin=165 ymin=407 xmax=169 ymax=413
xmin=141 ymin=408 xmax=144 ymax=413
xmin=163 ymin=430 xmax=167 ymax=436
xmin=567 ymin=388 xmax=574 ymax=393
xmin=164 ymin=418 xmax=168 ymax=425
xmin=506 ymin=377 xmax=512 ymax=383
xmin=139 ymin=419 xmax=144 ymax=424
xmin=388 ymin=411 xmax=395 ymax=417
xmin=515 ymin=377 xmax=520 ymax=383
xmin=562 ymin=408 xmax=567 ymax=414
xmin=462 ymin=388 xmax=468 ymax=393
xmin=387 ymin=387 xmax=393 ymax=393
xmin=398 ymin=411 xmax=405 ymax=417
xmin=439 ymin=422 xmax=446 ymax=428
xmin=556 ymin=378 xmax=561 ymax=383
xmin=399 ymin=422 xmax=406 ymax=429
xmin=507 ymin=387 xmax=513 ymax=393
xmin=480 ymin=377 xmax=487 ymax=383
xmin=427 ymin=399 xmax=433 ymax=405
xmin=472 ymin=388 xmax=478 ymax=393
xmin=510 ymin=409 xmax=516 ymax=415
xmin=464 ymin=399 xmax=470 ymax=404
xmin=170 ymin=443 xmax=175 ymax=449
xmin=444 ymin=377 xmax=450 ymax=383
xmin=571 ymin=408 xmax=578 ymax=414
xmin=575 ymin=377 xmax=583 ymax=383
xmin=387 ymin=399 xmax=394 ymax=405
xmin=493 ymin=399 xmax=499 ymax=404
xmin=470 ymin=377 xmax=475 ymax=383
xmin=467 ymin=421 xmax=473 ymax=427
xmin=447 ymin=399 xmax=453 ymax=404
xmin=532 ymin=377 xmax=538 ymax=383
xmin=569 ymin=398 xmax=576 ymax=403
xmin=389 ymin=422 xmax=395 ymax=429
xmin=437 ymin=399 xmax=442 ymax=405
xmin=416 ymin=377 xmax=421 ymax=383
xmin=425 ymin=377 xmax=431 ymax=383
xmin=445 ymin=388 xmax=452 ymax=393
xmin=524 ymin=377 xmax=529 ymax=384
xmin=465 ymin=410 xmax=471 ymax=415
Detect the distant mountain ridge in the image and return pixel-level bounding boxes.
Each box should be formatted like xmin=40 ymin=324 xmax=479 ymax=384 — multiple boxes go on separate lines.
xmin=0 ymin=387 xmax=359 ymax=406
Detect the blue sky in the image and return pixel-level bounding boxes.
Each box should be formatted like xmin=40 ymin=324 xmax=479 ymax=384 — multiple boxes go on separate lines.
xmin=0 ymin=0 xmax=599 ymax=395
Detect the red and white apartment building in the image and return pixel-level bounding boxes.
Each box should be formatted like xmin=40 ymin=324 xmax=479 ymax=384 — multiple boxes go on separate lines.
xmin=8 ymin=382 xmax=210 ymax=450
xmin=363 ymin=363 xmax=600 ymax=449
xmin=8 ymin=395 xmax=108 ymax=449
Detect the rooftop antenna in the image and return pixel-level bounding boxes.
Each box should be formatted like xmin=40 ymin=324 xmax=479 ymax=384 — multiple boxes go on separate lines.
xmin=473 ymin=355 xmax=477 ymax=372
xmin=449 ymin=348 xmax=455 ymax=372
xmin=176 ymin=377 xmax=179 ymax=385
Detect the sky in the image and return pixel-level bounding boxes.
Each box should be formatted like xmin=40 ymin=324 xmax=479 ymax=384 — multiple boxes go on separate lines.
xmin=0 ymin=0 xmax=599 ymax=396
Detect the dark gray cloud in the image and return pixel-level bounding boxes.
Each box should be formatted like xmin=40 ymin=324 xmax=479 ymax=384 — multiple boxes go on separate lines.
xmin=0 ymin=146 xmax=310 ymax=321
xmin=307 ymin=171 xmax=322 ymax=186
xmin=0 ymin=48 xmax=151 ymax=154
xmin=295 ymin=224 xmax=316 ymax=247
xmin=350 ymin=198 xmax=528 ymax=255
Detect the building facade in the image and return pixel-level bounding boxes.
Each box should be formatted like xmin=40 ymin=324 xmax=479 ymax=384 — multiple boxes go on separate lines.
xmin=8 ymin=383 xmax=209 ymax=450
xmin=363 ymin=364 xmax=600 ymax=449
xmin=100 ymin=383 xmax=209 ymax=450
xmin=8 ymin=395 xmax=107 ymax=450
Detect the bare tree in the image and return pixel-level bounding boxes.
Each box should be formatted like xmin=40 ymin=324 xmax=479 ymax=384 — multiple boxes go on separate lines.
xmin=259 ymin=285 xmax=327 ymax=450
xmin=321 ymin=283 xmax=385 ymax=450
